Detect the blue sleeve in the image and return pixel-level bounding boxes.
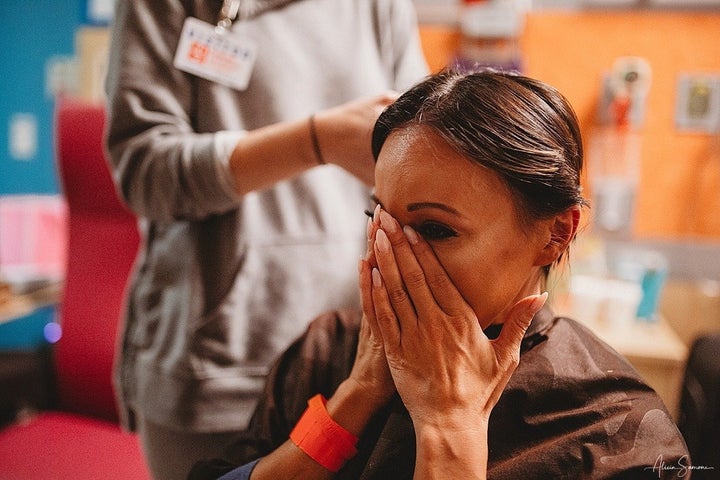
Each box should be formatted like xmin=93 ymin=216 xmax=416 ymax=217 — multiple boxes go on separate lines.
xmin=217 ymin=459 xmax=261 ymax=480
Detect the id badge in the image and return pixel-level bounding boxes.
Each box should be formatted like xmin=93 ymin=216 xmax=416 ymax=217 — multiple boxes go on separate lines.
xmin=173 ymin=17 xmax=257 ymax=91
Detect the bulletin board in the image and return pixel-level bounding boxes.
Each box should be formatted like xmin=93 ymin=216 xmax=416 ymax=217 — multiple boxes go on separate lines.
xmin=419 ymin=11 xmax=720 ymax=239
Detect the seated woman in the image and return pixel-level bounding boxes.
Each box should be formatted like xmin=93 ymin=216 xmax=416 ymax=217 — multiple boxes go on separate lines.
xmin=190 ymin=70 xmax=689 ymax=480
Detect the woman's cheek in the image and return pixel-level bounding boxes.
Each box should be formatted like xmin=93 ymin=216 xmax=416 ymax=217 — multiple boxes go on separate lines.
xmin=440 ymin=248 xmax=502 ymax=320
xmin=435 ymin=250 xmax=483 ymax=299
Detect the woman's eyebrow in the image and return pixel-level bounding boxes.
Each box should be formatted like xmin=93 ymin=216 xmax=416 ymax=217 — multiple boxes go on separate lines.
xmin=407 ymin=202 xmax=461 ymax=216
xmin=371 ymin=195 xmax=461 ymax=217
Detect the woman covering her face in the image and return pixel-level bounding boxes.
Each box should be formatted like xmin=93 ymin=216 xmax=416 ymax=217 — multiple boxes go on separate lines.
xmin=190 ymin=70 xmax=689 ymax=480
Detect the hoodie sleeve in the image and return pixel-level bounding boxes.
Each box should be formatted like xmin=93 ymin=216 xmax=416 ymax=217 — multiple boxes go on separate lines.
xmin=104 ymin=0 xmax=244 ymax=222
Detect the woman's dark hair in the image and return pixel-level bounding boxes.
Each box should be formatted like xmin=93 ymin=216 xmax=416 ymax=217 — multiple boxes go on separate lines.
xmin=372 ymin=69 xmax=586 ymax=224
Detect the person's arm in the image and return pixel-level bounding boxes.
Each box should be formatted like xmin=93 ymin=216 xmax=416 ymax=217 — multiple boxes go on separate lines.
xmin=228 ymin=93 xmax=396 ymax=195
xmin=198 ymin=319 xmax=390 ymax=480
xmin=211 ymin=214 xmax=393 ymax=480
xmin=105 ymin=0 xmax=396 ymax=222
xmin=105 ymin=0 xmax=228 ymax=221
xmin=247 ymin=375 xmax=389 ymax=479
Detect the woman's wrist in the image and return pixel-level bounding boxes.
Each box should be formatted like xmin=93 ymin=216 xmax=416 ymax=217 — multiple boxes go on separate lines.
xmin=325 ymin=378 xmax=390 ymax=438
xmin=414 ymin=421 xmax=489 ymax=480
xmin=289 ymin=394 xmax=358 ymax=472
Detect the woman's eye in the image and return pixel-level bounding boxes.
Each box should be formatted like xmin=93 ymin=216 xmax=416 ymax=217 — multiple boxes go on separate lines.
xmin=415 ymin=222 xmax=457 ymax=241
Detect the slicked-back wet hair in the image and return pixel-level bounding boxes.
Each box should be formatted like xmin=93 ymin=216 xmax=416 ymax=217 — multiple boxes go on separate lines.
xmin=372 ymin=69 xmax=586 ymax=223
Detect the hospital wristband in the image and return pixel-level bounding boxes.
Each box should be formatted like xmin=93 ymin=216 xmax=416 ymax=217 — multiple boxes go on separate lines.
xmin=289 ymin=394 xmax=358 ymax=472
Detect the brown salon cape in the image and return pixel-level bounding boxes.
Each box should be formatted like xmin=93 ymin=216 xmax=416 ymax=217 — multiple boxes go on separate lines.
xmin=192 ymin=308 xmax=691 ymax=479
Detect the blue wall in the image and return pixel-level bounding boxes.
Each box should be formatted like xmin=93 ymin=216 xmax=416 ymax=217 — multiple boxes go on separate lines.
xmin=0 ymin=1 xmax=85 ymax=195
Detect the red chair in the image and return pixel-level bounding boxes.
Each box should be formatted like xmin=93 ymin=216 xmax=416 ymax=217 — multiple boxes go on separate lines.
xmin=0 ymin=99 xmax=150 ymax=479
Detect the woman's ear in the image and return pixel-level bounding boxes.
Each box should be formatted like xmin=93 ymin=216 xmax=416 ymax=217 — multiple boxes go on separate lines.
xmin=534 ymin=206 xmax=581 ymax=267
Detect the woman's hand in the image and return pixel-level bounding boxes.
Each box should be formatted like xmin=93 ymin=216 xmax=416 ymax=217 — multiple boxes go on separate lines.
xmin=313 ymin=93 xmax=398 ymax=186
xmin=348 ymin=205 xmax=395 ymax=405
xmin=332 ymin=206 xmax=396 ymax=433
xmin=368 ymin=208 xmax=547 ymax=478
xmin=252 ymin=210 xmax=397 ymax=480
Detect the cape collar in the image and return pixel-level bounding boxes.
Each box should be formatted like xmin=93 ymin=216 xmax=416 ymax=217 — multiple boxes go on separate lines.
xmin=483 ymin=305 xmax=555 ymax=353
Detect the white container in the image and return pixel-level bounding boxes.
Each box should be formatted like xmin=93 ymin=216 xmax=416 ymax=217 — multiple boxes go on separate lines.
xmin=601 ymin=278 xmax=643 ymax=331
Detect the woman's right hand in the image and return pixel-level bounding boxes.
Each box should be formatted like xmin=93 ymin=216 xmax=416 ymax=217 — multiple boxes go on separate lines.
xmin=325 ymin=207 xmax=395 ymax=438
xmin=346 ymin=268 xmax=396 ymax=408
xmin=345 ymin=206 xmax=396 ymax=408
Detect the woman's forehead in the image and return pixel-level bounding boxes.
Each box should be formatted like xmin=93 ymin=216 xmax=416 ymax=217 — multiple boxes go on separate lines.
xmin=374 ymin=126 xmax=514 ymax=215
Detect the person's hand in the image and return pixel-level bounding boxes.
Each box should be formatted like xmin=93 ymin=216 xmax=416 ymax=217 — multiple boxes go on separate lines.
xmin=313 ymin=93 xmax=398 ymax=186
xmin=368 ymin=208 xmax=547 ymax=430
xmin=346 ymin=206 xmax=395 ymax=408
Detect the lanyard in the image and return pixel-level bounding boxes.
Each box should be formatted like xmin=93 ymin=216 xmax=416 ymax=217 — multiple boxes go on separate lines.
xmin=217 ymin=0 xmax=241 ymax=31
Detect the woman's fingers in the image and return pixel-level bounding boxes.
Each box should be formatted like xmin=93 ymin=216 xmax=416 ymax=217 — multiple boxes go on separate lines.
xmin=359 ymin=258 xmax=378 ymax=333
xmin=375 ymin=209 xmax=468 ymax=319
xmin=494 ymin=293 xmax=547 ymax=368
xmin=365 ymin=204 xmax=381 ymax=268
xmin=370 ymin=266 xmax=401 ymax=352
xmin=374 ymin=229 xmax=422 ymax=322
xmin=400 ymin=224 xmax=468 ymax=317
xmin=353 ymin=259 xmax=397 ymax=405
xmin=361 ymin=204 xmax=383 ymax=331
xmin=374 ymin=210 xmax=441 ymax=318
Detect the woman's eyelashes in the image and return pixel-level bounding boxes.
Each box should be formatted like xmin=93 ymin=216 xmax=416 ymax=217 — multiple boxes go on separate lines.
xmin=364 ymin=208 xmax=457 ymax=241
xmin=414 ymin=221 xmax=458 ymax=241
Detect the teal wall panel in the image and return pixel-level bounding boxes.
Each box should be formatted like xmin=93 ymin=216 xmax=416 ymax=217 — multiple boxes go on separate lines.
xmin=0 ymin=1 xmax=85 ymax=194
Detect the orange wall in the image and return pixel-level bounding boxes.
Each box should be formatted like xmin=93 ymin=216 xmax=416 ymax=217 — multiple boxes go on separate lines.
xmin=420 ymin=11 xmax=720 ymax=240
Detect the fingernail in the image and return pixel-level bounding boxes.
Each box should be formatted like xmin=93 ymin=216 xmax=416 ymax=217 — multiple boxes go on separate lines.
xmin=403 ymin=225 xmax=419 ymax=245
xmin=531 ymin=292 xmax=548 ymax=312
xmin=366 ymin=217 xmax=374 ymax=239
xmin=375 ymin=228 xmax=390 ymax=253
xmin=373 ymin=204 xmax=381 ymax=223
xmin=379 ymin=210 xmax=398 ymax=233
xmin=372 ymin=268 xmax=382 ymax=287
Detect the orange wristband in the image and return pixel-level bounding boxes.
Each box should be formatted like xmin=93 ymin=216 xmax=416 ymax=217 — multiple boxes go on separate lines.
xmin=289 ymin=394 xmax=358 ymax=472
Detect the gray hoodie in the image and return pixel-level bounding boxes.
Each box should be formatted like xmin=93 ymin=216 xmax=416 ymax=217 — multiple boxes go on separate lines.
xmin=104 ymin=0 xmax=428 ymax=432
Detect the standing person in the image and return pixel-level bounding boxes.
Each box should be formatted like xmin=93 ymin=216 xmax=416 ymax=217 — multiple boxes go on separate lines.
xmin=103 ymin=1 xmax=429 ymax=478
xmin=189 ymin=69 xmax=690 ymax=479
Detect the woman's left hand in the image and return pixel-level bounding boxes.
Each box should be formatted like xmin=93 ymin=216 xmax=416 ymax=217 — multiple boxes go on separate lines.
xmin=368 ymin=209 xmax=547 ymax=430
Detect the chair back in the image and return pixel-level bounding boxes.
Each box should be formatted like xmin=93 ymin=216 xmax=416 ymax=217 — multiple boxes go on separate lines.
xmin=54 ymin=99 xmax=139 ymax=422
xmin=678 ymin=333 xmax=720 ymax=478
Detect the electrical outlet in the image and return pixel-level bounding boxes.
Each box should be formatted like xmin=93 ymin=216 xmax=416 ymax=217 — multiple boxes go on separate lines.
xmin=675 ymin=74 xmax=720 ymax=133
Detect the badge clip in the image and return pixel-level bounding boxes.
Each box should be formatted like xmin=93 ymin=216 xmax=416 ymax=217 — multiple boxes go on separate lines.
xmin=216 ymin=0 xmax=240 ymax=33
